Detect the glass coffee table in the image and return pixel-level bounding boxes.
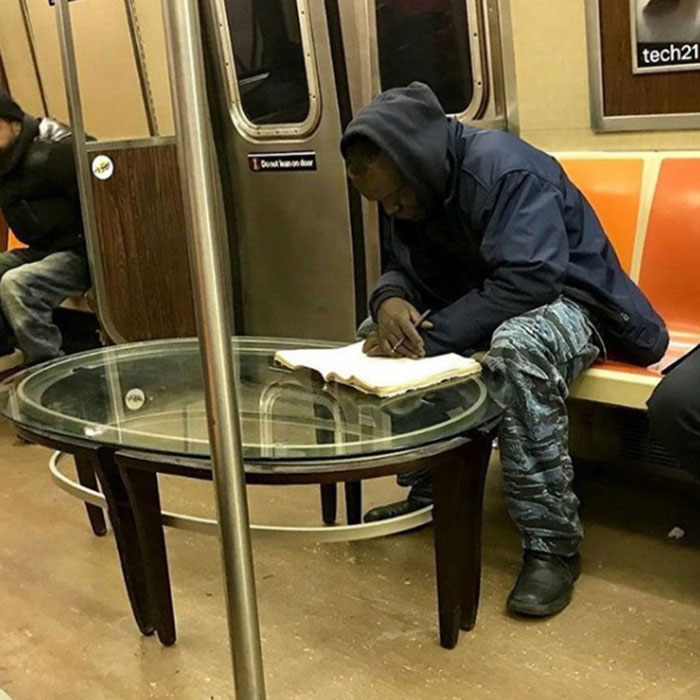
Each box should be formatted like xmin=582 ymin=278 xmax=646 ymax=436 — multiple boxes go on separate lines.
xmin=0 ymin=338 xmax=501 ymax=649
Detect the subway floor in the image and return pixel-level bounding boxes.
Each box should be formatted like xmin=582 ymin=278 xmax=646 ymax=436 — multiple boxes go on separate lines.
xmin=0 ymin=418 xmax=699 ymax=700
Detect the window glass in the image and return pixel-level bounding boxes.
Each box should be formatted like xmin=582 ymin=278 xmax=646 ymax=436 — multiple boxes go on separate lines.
xmin=224 ymin=0 xmax=311 ymax=124
xmin=376 ymin=0 xmax=475 ymax=114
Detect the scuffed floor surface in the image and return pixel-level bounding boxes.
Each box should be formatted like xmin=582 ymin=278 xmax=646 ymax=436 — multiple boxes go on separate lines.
xmin=1 ymin=419 xmax=699 ymax=699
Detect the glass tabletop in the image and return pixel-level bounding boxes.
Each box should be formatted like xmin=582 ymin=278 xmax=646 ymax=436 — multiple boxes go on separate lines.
xmin=0 ymin=338 xmax=500 ymax=461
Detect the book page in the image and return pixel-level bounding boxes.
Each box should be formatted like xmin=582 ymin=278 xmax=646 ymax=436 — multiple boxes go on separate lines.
xmin=275 ymin=343 xmax=365 ymax=380
xmin=275 ymin=342 xmax=480 ymax=396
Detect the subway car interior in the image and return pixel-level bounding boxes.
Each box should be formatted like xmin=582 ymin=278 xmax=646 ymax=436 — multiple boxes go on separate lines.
xmin=1 ymin=1 xmax=700 ymax=698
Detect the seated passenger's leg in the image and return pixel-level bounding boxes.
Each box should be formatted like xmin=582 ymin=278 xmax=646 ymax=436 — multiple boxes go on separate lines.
xmin=648 ymin=347 xmax=700 ymax=478
xmin=0 ymin=248 xmax=46 ymax=356
xmin=0 ymin=250 xmax=90 ymax=365
xmin=363 ymin=468 xmax=432 ymax=522
xmin=484 ymin=298 xmax=599 ymax=617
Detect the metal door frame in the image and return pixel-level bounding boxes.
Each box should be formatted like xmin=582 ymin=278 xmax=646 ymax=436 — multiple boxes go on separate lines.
xmin=210 ymin=0 xmax=323 ymax=139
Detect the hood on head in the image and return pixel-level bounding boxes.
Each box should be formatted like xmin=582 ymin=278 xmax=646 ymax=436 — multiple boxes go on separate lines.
xmin=0 ymin=114 xmax=40 ymax=178
xmin=0 ymin=90 xmax=25 ymax=124
xmin=341 ymin=82 xmax=450 ymax=211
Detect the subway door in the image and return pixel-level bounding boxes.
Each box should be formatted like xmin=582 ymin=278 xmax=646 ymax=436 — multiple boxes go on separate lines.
xmin=201 ymin=0 xmax=365 ymax=342
xmin=368 ymin=0 xmax=511 ymax=130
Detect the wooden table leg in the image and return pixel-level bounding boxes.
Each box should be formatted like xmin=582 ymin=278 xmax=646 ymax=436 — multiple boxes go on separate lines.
xmin=74 ymin=455 xmax=107 ymax=536
xmin=457 ymin=433 xmax=493 ymax=632
xmin=316 ymin=402 xmax=337 ymax=525
xmin=345 ymin=481 xmax=362 ymax=525
xmin=432 ymin=433 xmax=493 ymax=649
xmin=91 ymin=450 xmax=156 ymax=637
xmin=320 ymin=484 xmax=338 ymax=525
xmin=119 ymin=465 xmax=177 ymax=646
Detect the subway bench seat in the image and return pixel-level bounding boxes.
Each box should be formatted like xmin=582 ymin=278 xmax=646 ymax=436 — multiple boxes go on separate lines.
xmin=555 ymin=153 xmax=700 ymax=411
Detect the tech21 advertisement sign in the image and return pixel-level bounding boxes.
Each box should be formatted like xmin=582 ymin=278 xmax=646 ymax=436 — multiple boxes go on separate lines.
xmin=632 ymin=0 xmax=700 ymax=73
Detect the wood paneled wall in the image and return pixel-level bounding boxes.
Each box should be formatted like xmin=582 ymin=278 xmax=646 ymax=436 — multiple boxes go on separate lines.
xmin=90 ymin=144 xmax=197 ymax=341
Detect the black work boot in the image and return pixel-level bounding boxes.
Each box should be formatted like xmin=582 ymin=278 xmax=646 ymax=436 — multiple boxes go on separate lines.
xmin=507 ymin=550 xmax=581 ymax=617
xmin=363 ymin=499 xmax=426 ymax=523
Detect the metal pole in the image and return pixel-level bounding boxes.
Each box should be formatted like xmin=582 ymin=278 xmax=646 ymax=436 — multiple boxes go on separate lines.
xmin=123 ymin=0 xmax=159 ymax=136
xmin=161 ymin=1 xmax=266 ymax=698
xmin=54 ymin=0 xmax=122 ymax=343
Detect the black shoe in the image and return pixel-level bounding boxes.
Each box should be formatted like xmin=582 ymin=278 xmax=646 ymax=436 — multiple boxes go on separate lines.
xmin=507 ymin=550 xmax=581 ymax=617
xmin=363 ymin=499 xmax=427 ymax=523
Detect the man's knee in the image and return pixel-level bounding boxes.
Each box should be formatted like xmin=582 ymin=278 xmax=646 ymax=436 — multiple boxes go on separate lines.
xmin=490 ymin=315 xmax=543 ymax=356
xmin=486 ymin=314 xmax=552 ymax=382
xmin=0 ymin=267 xmax=29 ymax=305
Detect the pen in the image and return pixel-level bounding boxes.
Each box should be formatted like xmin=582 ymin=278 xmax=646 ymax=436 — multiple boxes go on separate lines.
xmin=391 ymin=308 xmax=432 ymax=354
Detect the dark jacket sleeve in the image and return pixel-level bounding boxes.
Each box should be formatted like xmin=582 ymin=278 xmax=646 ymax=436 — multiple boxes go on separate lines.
xmin=369 ymin=251 xmax=421 ymax=320
xmin=45 ymin=137 xmax=79 ymax=198
xmin=422 ymin=171 xmax=569 ymax=355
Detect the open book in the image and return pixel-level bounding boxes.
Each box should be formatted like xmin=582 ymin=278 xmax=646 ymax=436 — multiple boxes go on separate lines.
xmin=274 ymin=342 xmax=481 ymax=398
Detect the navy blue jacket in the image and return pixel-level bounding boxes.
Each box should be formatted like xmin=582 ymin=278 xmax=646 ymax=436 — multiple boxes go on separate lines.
xmin=341 ymin=83 xmax=668 ymax=366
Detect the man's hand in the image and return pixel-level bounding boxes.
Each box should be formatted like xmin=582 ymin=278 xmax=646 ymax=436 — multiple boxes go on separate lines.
xmin=363 ymin=297 xmax=433 ymax=358
xmin=362 ymin=330 xmax=383 ymax=356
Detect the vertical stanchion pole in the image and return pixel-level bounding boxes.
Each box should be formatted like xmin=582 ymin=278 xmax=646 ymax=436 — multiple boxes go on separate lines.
xmin=161 ymin=1 xmax=266 ymax=698
xmin=123 ymin=0 xmax=159 ymax=136
xmin=55 ymin=0 xmax=117 ymax=342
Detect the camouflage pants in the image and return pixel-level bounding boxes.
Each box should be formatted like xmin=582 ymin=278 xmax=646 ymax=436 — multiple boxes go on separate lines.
xmin=400 ymin=297 xmax=600 ymax=557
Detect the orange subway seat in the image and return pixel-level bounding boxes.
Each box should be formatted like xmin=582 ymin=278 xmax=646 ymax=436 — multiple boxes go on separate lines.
xmin=637 ymin=159 xmax=700 ymax=370
xmin=559 ymin=158 xmax=643 ymax=275
xmin=7 ymin=230 xmax=27 ymax=251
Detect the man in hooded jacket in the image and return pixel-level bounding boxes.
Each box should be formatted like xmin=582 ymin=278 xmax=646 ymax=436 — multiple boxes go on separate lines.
xmin=342 ymin=83 xmax=668 ymax=617
xmin=0 ymin=90 xmax=90 ymax=367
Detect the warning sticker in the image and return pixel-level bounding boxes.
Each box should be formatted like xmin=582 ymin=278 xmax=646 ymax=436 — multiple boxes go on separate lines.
xmin=248 ymin=152 xmax=317 ymax=173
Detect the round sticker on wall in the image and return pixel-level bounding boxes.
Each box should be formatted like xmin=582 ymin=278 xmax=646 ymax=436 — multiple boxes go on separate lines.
xmin=91 ymin=154 xmax=114 ymax=181
xmin=124 ymin=388 xmax=146 ymax=411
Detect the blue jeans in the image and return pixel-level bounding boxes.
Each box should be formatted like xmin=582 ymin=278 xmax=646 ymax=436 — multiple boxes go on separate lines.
xmin=0 ymin=248 xmax=90 ymax=364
